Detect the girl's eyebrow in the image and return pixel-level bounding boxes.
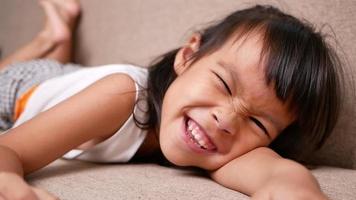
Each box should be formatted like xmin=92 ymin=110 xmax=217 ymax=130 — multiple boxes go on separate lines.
xmin=217 ymin=60 xmax=284 ymax=134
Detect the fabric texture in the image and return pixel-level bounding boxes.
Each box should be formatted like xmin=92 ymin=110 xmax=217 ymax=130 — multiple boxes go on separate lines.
xmin=0 ymin=59 xmax=80 ymax=130
xmin=12 ymin=63 xmax=150 ymax=163
xmin=27 ymin=159 xmax=356 ymax=200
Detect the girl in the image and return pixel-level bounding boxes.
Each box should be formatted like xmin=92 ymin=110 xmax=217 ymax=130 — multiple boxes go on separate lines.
xmin=0 ymin=0 xmax=341 ymax=199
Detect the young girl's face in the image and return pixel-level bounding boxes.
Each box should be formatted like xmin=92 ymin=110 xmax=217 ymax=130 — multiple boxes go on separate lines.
xmin=159 ymin=31 xmax=295 ymax=170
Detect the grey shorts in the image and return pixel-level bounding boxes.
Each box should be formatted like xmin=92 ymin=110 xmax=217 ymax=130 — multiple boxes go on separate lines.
xmin=0 ymin=59 xmax=81 ymax=130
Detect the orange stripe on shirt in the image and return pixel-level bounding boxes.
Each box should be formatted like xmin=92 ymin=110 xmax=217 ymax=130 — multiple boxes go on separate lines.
xmin=14 ymin=85 xmax=38 ymax=121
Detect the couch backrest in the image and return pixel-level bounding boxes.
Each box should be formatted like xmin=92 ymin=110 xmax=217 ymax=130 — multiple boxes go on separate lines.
xmin=1 ymin=0 xmax=355 ymax=168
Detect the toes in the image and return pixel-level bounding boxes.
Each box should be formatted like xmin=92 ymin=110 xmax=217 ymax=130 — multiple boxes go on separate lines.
xmin=49 ymin=0 xmax=81 ymax=19
xmin=40 ymin=1 xmax=71 ymax=44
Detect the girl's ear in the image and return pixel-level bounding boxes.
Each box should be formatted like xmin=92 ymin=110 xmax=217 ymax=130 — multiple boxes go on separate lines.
xmin=174 ymin=33 xmax=201 ymax=75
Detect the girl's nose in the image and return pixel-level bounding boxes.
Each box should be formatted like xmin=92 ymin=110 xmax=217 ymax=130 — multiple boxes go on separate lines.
xmin=211 ymin=108 xmax=239 ymax=135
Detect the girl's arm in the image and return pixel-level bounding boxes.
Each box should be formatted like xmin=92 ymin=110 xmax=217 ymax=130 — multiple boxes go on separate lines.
xmin=0 ymin=73 xmax=136 ymax=175
xmin=210 ymin=147 xmax=328 ymax=199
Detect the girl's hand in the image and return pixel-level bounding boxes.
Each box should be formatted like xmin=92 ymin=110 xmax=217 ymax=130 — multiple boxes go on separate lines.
xmin=0 ymin=172 xmax=58 ymax=200
xmin=251 ymin=178 xmax=328 ymax=200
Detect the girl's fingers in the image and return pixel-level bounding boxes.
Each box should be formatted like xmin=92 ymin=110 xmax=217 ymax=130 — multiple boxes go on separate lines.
xmin=32 ymin=187 xmax=59 ymax=200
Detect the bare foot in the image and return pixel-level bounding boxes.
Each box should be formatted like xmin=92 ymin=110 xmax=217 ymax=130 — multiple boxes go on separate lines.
xmin=45 ymin=0 xmax=81 ymax=28
xmin=39 ymin=0 xmax=71 ymax=45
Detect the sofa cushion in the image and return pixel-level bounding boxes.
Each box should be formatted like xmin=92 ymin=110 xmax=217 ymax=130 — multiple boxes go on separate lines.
xmin=27 ymin=160 xmax=356 ymax=200
xmin=28 ymin=160 xmax=249 ymax=200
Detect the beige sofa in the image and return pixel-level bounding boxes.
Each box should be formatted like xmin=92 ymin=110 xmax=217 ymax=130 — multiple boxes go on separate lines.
xmin=1 ymin=0 xmax=356 ymax=199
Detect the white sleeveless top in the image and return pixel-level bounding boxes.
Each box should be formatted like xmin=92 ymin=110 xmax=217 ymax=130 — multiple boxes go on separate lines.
xmin=13 ymin=64 xmax=149 ymax=163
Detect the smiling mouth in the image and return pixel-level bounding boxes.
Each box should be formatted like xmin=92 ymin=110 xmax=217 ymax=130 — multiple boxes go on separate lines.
xmin=184 ymin=116 xmax=217 ymax=152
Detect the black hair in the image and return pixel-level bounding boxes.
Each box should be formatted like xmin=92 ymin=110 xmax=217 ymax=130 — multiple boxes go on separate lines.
xmin=133 ymin=5 xmax=343 ymax=162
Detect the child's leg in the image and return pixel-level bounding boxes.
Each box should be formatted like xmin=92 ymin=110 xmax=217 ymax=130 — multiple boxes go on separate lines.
xmin=0 ymin=29 xmax=58 ymax=71
xmin=40 ymin=0 xmax=81 ymax=64
xmin=0 ymin=0 xmax=81 ymax=131
xmin=0 ymin=0 xmax=80 ymax=71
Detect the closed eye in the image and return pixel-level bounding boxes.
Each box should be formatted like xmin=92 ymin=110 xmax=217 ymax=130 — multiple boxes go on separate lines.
xmin=250 ymin=117 xmax=270 ymax=138
xmin=212 ymin=71 xmax=232 ymax=95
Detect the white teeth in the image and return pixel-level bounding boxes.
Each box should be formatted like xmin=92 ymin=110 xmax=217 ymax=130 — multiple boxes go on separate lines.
xmin=197 ymin=140 xmax=207 ymax=149
xmin=187 ymin=118 xmax=210 ymax=149
xmin=199 ymin=140 xmax=206 ymax=146
xmin=194 ymin=134 xmax=202 ymax=140
xmin=188 ymin=123 xmax=195 ymax=131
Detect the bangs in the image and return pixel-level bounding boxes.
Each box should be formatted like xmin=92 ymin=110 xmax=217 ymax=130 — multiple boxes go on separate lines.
xmin=256 ymin=18 xmax=340 ymax=159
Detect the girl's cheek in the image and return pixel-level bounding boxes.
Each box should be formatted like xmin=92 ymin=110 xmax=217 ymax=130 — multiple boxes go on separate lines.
xmin=194 ymin=81 xmax=215 ymax=96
